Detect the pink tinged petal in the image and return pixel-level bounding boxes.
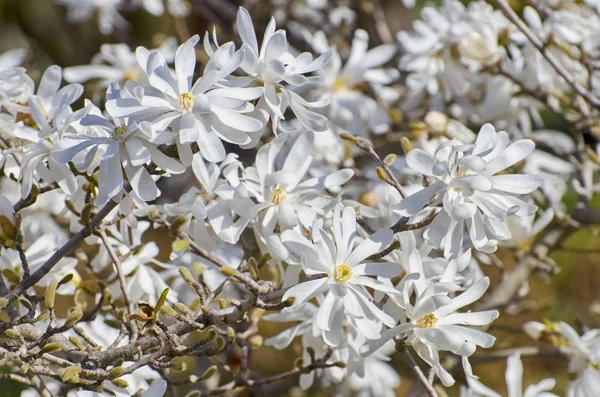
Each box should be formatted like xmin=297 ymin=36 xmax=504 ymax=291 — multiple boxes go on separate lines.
xmin=124 ymin=162 xmax=159 ymax=202
xmin=175 ymin=35 xmax=199 ymax=94
xmin=434 ymin=277 xmax=490 ymax=319
xmin=406 ymin=148 xmax=436 ymax=176
xmin=506 ymin=352 xmax=524 ymax=397
xmin=352 ymin=262 xmax=403 ymax=278
xmin=360 ymin=324 xmax=414 ymax=357
xmin=393 ymin=181 xmax=446 ymax=216
xmin=490 ymin=174 xmax=543 ymax=194
xmin=343 ymin=227 xmax=394 ymax=267
xmin=486 ymin=139 xmax=535 ymax=176
xmin=281 ymin=277 xmax=328 ymax=305
xmin=315 ymin=292 xmax=338 ymax=331
xmin=236 ymin=7 xmax=259 ymax=56
xmin=442 ymin=325 xmax=497 ymax=348
xmin=38 ymin=65 xmax=62 ymax=98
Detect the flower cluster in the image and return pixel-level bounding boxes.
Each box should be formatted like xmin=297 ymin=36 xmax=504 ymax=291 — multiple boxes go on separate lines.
xmin=1 ymin=1 xmax=599 ymax=396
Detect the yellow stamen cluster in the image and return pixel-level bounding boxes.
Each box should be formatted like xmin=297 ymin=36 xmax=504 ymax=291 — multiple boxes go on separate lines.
xmin=417 ymin=313 xmax=438 ymax=328
xmin=271 ymin=188 xmax=287 ymax=204
xmin=333 ymin=264 xmax=352 ymax=284
xmin=179 ymin=92 xmax=195 ymax=111
xmin=111 ymin=125 xmax=128 ymax=141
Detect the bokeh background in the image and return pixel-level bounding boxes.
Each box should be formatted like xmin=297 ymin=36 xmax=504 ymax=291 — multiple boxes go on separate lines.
xmin=0 ymin=0 xmax=594 ymax=395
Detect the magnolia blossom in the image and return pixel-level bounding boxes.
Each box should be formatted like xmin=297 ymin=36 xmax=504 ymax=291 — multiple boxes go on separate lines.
xmin=241 ymin=131 xmax=353 ymax=259
xmin=309 ymin=28 xmax=399 ymax=136
xmin=107 ymin=35 xmax=265 ymax=164
xmin=54 ymin=83 xmax=186 ymax=205
xmin=206 ymin=7 xmax=332 ymax=132
xmin=362 ymin=276 xmax=499 ymax=386
xmin=395 ymin=123 xmax=543 ymax=258
xmin=281 ymin=206 xmax=402 ymax=345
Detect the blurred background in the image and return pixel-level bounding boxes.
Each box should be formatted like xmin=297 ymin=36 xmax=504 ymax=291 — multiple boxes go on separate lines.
xmin=0 ymin=0 xmax=594 ymax=395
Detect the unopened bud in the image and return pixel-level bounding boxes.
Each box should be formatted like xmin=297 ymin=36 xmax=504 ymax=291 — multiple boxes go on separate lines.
xmin=339 ymin=132 xmax=358 ymax=143
xmin=400 ymin=137 xmax=413 ymax=154
xmin=65 ymin=308 xmax=83 ymax=328
xmin=45 ymin=281 xmax=57 ymax=309
xmin=111 ymin=379 xmax=129 ymax=388
xmin=170 ymin=216 xmax=188 ymax=235
xmin=40 ymin=342 xmax=63 ymax=354
xmin=383 ymin=154 xmax=396 ymax=166
xmin=61 ymin=366 xmax=82 ymax=383
xmin=199 ymin=365 xmax=217 ymax=380
xmin=221 ymin=266 xmax=237 ymax=277
xmin=108 ymin=367 xmax=124 ymax=380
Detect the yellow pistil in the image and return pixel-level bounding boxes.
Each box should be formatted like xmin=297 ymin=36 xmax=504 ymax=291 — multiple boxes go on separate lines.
xmin=271 ymin=188 xmax=287 ymax=204
xmin=333 ymin=264 xmax=352 ymax=284
xmin=179 ymin=92 xmax=195 ymax=111
xmin=417 ymin=313 xmax=438 ymax=328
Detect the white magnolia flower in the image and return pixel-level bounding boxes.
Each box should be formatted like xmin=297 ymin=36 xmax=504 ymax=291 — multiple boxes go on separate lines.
xmin=462 ymin=352 xmax=557 ymax=397
xmin=281 ymin=206 xmax=402 ymax=345
xmin=309 ymin=29 xmax=399 ymax=136
xmin=241 ymin=131 xmax=353 ymax=259
xmin=107 ymin=35 xmax=265 ymax=164
xmin=12 ymin=66 xmax=85 ymax=199
xmin=53 ymin=83 xmax=186 ymax=205
xmin=206 ymin=7 xmax=332 ymax=132
xmin=394 ymin=123 xmax=543 ymax=258
xmin=362 ymin=276 xmax=499 ymax=386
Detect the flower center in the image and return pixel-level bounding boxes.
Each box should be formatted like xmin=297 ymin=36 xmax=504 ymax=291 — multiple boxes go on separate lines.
xmin=417 ymin=313 xmax=438 ymax=328
xmin=111 ymin=125 xmax=128 ymax=141
xmin=332 ymin=78 xmax=347 ymax=91
xmin=179 ymin=92 xmax=195 ymax=111
xmin=271 ymin=188 xmax=287 ymax=204
xmin=333 ymin=264 xmax=352 ymax=284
